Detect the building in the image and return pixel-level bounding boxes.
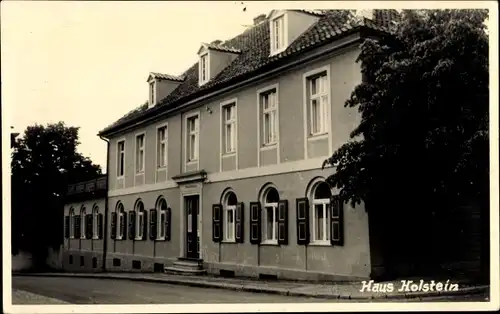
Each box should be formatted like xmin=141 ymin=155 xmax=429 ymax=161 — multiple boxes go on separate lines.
xmin=63 ymin=9 xmax=402 ymax=281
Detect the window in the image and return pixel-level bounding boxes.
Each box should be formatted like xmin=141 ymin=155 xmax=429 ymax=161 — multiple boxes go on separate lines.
xmin=117 ymin=140 xmax=125 ymax=178
xmin=222 ymin=103 xmax=236 ymax=154
xmin=80 ymin=206 xmax=86 ymax=239
xmin=135 ymin=134 xmax=145 ymax=174
xmin=187 ymin=115 xmax=199 ymax=162
xmin=311 ymin=181 xmax=332 ymax=243
xmin=200 ymin=53 xmax=209 ymax=84
xmin=307 ymin=73 xmax=329 ymax=136
xmin=157 ymin=126 xmax=168 ymax=169
xmin=135 ymin=200 xmax=145 ymax=240
xmin=223 ymin=191 xmax=238 ymax=242
xmin=156 ymin=198 xmax=168 ymax=240
xmin=260 ymin=89 xmax=278 ymax=146
xmin=116 ymin=202 xmax=125 ymax=240
xmin=272 ymin=16 xmax=285 ymax=52
xmin=92 ymin=205 xmax=99 ymax=239
xmin=262 ymin=187 xmax=279 ymax=243
xmin=69 ymin=208 xmax=75 ymax=239
xmin=150 ymin=81 xmax=156 ymax=106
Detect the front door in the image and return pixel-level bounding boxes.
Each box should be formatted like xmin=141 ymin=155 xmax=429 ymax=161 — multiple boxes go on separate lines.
xmin=185 ymin=195 xmax=200 ymax=259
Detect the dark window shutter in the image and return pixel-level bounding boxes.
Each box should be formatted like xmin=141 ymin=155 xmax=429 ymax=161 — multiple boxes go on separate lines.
xmin=330 ymin=195 xmax=344 ymax=246
xmin=122 ymin=212 xmax=128 ymax=240
xmin=277 ymin=200 xmax=288 ymax=245
xmin=86 ymin=214 xmax=93 ymax=239
xmin=74 ymin=215 xmax=81 ymax=239
xmin=150 ymin=209 xmax=157 ymax=240
xmin=111 ymin=212 xmax=117 ymax=239
xmin=235 ymin=202 xmax=244 ymax=243
xmin=98 ymin=213 xmax=104 ymax=239
xmin=64 ymin=216 xmax=70 ymax=238
xmin=128 ymin=211 xmax=136 ymax=240
xmin=249 ymin=202 xmax=261 ymax=244
xmin=212 ymin=204 xmax=222 ymax=242
xmin=165 ymin=207 xmax=171 ymax=241
xmin=296 ymin=198 xmax=310 ymax=245
xmin=142 ymin=210 xmax=148 ymax=240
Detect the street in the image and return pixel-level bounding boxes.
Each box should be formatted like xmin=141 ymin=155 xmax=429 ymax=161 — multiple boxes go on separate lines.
xmin=11 ymin=276 xmax=489 ymax=304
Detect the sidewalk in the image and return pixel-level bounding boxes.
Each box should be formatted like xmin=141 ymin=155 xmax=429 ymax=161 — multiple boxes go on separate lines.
xmin=12 ymin=272 xmax=489 ymax=300
xmin=12 ymin=289 xmax=70 ymax=304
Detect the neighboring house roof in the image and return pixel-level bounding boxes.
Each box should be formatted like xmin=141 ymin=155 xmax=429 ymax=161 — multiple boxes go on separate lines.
xmin=99 ymin=9 xmax=400 ymax=136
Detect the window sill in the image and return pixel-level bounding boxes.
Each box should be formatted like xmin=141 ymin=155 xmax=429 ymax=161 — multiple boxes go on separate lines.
xmin=134 ymin=237 xmax=144 ymax=241
xmin=222 ymin=240 xmax=236 ymax=244
xmin=92 ymin=236 xmax=100 ymax=240
xmin=156 ymin=167 xmax=167 ymax=171
xmin=308 ymin=133 xmax=328 ymax=141
xmin=261 ymin=240 xmax=279 ymax=246
xmin=117 ymin=176 xmax=125 ymax=180
xmin=309 ymin=241 xmax=331 ymax=246
xmin=260 ymin=143 xmax=277 ymax=151
xmin=222 ymin=152 xmax=236 ymax=158
xmin=269 ymin=47 xmax=286 ymax=57
xmin=135 ymin=172 xmax=145 ymax=176
xmin=186 ymin=160 xmax=198 ymax=165
xmin=115 ymin=237 xmax=123 ymax=241
xmin=155 ymin=237 xmax=166 ymax=241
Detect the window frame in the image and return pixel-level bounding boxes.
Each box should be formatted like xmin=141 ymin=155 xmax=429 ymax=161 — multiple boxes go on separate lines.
xmin=185 ymin=112 xmax=200 ymax=168
xmin=80 ymin=206 xmax=86 ymax=240
xmin=69 ymin=208 xmax=75 ymax=239
xmin=199 ymin=52 xmax=210 ymax=85
xmin=135 ymin=200 xmax=145 ymax=240
xmin=309 ymin=180 xmax=333 ymax=246
xmin=258 ymin=85 xmax=279 ymax=148
xmin=116 ymin=202 xmax=125 ymax=240
xmin=222 ymin=190 xmax=238 ymax=243
xmin=92 ymin=205 xmax=99 ymax=240
xmin=149 ymin=81 xmax=156 ymax=106
xmin=223 ymin=103 xmax=237 ymax=154
xmin=156 ymin=123 xmax=168 ymax=170
xmin=261 ymin=186 xmax=280 ymax=245
xmin=156 ymin=197 xmax=168 ymax=240
xmin=134 ymin=133 xmax=146 ymax=175
xmin=308 ymin=74 xmax=329 ymax=136
xmin=116 ymin=139 xmax=126 ymax=179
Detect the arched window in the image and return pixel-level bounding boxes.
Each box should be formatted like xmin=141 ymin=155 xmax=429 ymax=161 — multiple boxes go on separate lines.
xmin=156 ymin=197 xmax=168 ymax=240
xmin=116 ymin=202 xmax=125 ymax=240
xmin=80 ymin=206 xmax=87 ymax=239
xmin=311 ymin=180 xmax=332 ymax=243
xmin=222 ymin=190 xmax=238 ymax=242
xmin=92 ymin=205 xmax=99 ymax=239
xmin=69 ymin=207 xmax=75 ymax=239
xmin=135 ymin=199 xmax=145 ymax=240
xmin=261 ymin=186 xmax=280 ymax=243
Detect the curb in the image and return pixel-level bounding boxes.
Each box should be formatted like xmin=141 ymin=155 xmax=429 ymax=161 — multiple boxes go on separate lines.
xmin=12 ymin=272 xmax=489 ymax=300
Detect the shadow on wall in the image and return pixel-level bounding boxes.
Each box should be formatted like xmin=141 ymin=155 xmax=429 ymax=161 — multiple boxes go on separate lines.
xmin=12 ymin=246 xmax=63 ymax=272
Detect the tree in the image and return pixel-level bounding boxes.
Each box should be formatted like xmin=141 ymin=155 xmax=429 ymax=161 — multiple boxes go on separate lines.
xmin=11 ymin=122 xmax=102 ymax=268
xmin=323 ymin=10 xmax=489 ymax=279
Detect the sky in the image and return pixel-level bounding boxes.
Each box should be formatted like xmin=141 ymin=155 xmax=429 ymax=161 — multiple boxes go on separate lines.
xmin=1 ymin=1 xmax=494 ymax=173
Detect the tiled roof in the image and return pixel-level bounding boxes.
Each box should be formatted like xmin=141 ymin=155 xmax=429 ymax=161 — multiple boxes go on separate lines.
xmin=148 ymin=72 xmax=185 ymax=82
xmin=99 ymin=9 xmax=400 ymax=136
xmin=202 ymin=42 xmax=242 ymax=54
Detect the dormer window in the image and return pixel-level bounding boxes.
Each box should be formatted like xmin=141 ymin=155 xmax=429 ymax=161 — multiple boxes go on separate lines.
xmin=149 ymin=81 xmax=156 ymax=106
xmin=272 ymin=15 xmax=285 ymax=52
xmin=199 ymin=53 xmax=209 ymax=85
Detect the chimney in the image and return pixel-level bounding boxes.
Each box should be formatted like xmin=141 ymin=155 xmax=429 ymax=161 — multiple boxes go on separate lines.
xmin=355 ymin=9 xmax=374 ymax=21
xmin=253 ymin=14 xmax=266 ymax=25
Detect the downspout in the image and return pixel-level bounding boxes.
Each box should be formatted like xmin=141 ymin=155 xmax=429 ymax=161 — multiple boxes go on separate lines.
xmin=99 ymin=136 xmax=110 ymax=271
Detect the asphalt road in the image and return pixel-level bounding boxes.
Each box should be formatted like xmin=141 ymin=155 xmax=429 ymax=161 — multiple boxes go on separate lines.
xmin=11 ymin=276 xmax=490 ymax=305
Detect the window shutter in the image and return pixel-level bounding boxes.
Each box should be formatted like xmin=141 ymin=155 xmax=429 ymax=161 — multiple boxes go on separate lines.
xmin=111 ymin=212 xmax=117 ymax=239
xmin=277 ymin=200 xmax=288 ymax=245
xmin=98 ymin=214 xmax=104 ymax=239
xmin=249 ymin=202 xmax=261 ymax=244
xmin=212 ymin=204 xmax=222 ymax=242
xmin=122 ymin=212 xmax=128 ymax=240
xmin=296 ymin=198 xmax=310 ymax=245
xmin=165 ymin=207 xmax=171 ymax=241
xmin=64 ymin=216 xmax=70 ymax=238
xmin=86 ymin=214 xmax=93 ymax=239
xmin=128 ymin=211 xmax=136 ymax=240
xmin=142 ymin=210 xmax=148 ymax=240
xmin=74 ymin=215 xmax=81 ymax=239
xmin=150 ymin=209 xmax=157 ymax=240
xmin=235 ymin=202 xmax=244 ymax=243
xmin=330 ymin=195 xmax=344 ymax=246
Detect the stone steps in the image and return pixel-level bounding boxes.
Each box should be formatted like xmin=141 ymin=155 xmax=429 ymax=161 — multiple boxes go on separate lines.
xmin=164 ymin=258 xmax=206 ymax=276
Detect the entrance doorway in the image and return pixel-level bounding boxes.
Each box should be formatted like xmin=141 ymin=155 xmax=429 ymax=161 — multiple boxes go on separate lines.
xmin=185 ymin=195 xmax=200 ymax=259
